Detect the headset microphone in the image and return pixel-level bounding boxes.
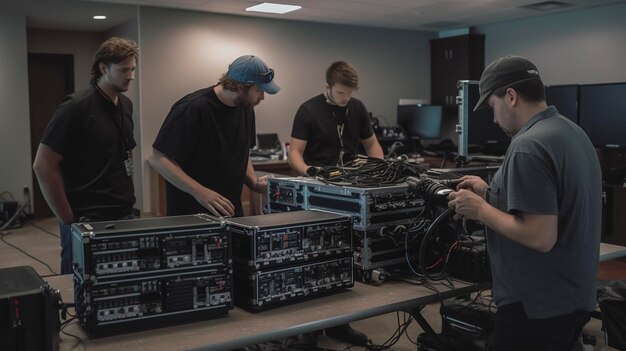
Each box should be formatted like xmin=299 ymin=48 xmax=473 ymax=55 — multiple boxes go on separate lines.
xmin=324 ymin=89 xmax=335 ymax=105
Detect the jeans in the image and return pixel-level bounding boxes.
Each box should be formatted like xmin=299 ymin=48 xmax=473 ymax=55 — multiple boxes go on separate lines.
xmin=488 ymin=302 xmax=590 ymax=351
xmin=59 ymin=223 xmax=73 ymax=274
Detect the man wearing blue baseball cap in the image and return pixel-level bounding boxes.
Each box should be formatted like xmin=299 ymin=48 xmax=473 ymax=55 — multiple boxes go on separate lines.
xmin=150 ymin=55 xmax=279 ymax=217
xmin=448 ymin=56 xmax=601 ymax=350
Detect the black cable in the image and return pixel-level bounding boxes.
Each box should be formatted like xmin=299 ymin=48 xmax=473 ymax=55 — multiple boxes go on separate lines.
xmin=30 ymin=220 xmax=60 ymax=238
xmin=418 ymin=208 xmax=456 ymax=281
xmin=0 ymin=231 xmax=58 ymax=275
xmin=59 ymin=317 xmax=86 ymax=351
xmin=0 ymin=191 xmax=16 ymax=201
xmin=316 ymin=156 xmax=424 ymax=188
xmin=405 ymin=315 xmax=419 ymax=346
xmin=0 ymin=203 xmax=26 ymax=231
xmin=364 ymin=312 xmax=414 ymax=351
xmin=404 ymin=220 xmax=426 ymax=279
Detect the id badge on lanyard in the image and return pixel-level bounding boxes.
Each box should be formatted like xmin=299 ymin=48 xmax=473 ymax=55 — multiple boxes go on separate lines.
xmin=124 ymin=150 xmax=134 ymax=176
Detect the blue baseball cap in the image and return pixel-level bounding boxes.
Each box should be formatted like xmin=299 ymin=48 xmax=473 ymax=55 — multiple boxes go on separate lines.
xmin=226 ymin=55 xmax=280 ymax=95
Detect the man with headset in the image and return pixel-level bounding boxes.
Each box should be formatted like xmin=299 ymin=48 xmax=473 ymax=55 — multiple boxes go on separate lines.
xmin=288 ymin=61 xmax=383 ymax=177
xmin=288 ymin=61 xmax=383 ymax=346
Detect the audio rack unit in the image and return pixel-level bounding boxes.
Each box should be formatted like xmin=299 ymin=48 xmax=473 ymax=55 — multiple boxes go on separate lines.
xmin=353 ymin=225 xmax=415 ymax=274
xmin=233 ymin=256 xmax=353 ymax=311
xmin=71 ymin=214 xmax=233 ymax=333
xmin=267 ymin=177 xmax=430 ymax=282
xmin=72 ymin=214 xmax=228 ymax=281
xmin=267 ymin=176 xmax=309 ymax=213
xmin=227 ymin=210 xmax=352 ymax=269
xmin=267 ymin=177 xmax=426 ymax=230
xmin=74 ymin=268 xmax=232 ymax=334
xmin=227 ymin=210 xmax=353 ymax=311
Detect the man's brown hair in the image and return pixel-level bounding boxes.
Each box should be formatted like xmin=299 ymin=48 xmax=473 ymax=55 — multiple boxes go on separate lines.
xmin=218 ymin=73 xmax=252 ymax=94
xmin=326 ymin=61 xmax=359 ymax=89
xmin=90 ymin=37 xmax=138 ymax=85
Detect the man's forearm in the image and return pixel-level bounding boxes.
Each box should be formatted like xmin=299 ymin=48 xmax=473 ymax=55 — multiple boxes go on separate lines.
xmin=148 ymin=150 xmax=203 ymax=198
xmin=478 ymin=205 xmax=558 ymax=253
xmin=366 ymin=143 xmax=384 ymax=159
xmin=35 ymin=169 xmax=74 ymax=223
xmin=287 ymin=151 xmax=308 ymax=176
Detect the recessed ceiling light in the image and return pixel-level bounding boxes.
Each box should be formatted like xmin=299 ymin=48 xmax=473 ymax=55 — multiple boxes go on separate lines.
xmin=245 ymin=3 xmax=301 ymax=14
xmin=93 ymin=15 xmax=107 ymax=20
xmin=520 ymin=1 xmax=572 ymax=11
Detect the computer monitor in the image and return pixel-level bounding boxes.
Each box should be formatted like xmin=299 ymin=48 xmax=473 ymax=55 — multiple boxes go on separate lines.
xmin=545 ymin=84 xmax=579 ymax=124
xmin=397 ymin=104 xmax=442 ymax=142
xmin=579 ymin=83 xmax=626 ymax=148
xmin=466 ymin=83 xmax=510 ymax=156
xmin=256 ymin=133 xmax=281 ymax=150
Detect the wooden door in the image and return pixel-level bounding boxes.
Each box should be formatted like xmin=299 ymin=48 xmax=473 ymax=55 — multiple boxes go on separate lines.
xmin=27 ymin=53 xmax=74 ymax=218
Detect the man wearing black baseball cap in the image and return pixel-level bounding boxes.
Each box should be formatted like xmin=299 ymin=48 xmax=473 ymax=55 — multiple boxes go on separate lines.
xmin=448 ymin=56 xmax=602 ymax=350
xmin=150 ymin=55 xmax=280 ymax=217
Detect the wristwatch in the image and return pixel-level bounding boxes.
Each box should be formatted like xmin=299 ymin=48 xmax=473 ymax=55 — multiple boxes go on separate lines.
xmin=306 ymin=166 xmax=319 ymax=177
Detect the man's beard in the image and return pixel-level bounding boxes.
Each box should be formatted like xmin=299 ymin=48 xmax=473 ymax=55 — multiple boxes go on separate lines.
xmin=499 ymin=125 xmax=514 ymax=138
xmin=234 ymin=94 xmax=259 ymax=108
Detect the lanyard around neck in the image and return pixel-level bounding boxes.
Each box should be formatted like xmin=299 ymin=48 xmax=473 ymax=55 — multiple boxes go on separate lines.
xmin=331 ymin=107 xmax=348 ymax=150
xmin=94 ymin=84 xmax=130 ymax=153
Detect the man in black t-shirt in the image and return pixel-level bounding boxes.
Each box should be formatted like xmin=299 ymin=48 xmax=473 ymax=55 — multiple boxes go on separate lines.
xmin=33 ymin=37 xmax=139 ymax=274
xmin=149 ymin=55 xmax=280 ymax=217
xmin=289 ymin=62 xmax=382 ymax=345
xmin=288 ymin=61 xmax=383 ymax=176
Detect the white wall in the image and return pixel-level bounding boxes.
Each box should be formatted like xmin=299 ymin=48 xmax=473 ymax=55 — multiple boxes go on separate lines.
xmin=476 ymin=3 xmax=626 ymax=85
xmin=0 ymin=13 xmax=32 ymax=208
xmin=138 ymin=6 xmax=434 ymax=212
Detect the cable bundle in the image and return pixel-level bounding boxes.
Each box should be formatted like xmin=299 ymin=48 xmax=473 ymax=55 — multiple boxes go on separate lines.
xmin=315 ymin=155 xmax=425 ymax=187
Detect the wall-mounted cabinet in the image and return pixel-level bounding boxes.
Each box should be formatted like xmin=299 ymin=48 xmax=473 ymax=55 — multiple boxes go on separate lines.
xmin=430 ymin=34 xmax=485 ymax=107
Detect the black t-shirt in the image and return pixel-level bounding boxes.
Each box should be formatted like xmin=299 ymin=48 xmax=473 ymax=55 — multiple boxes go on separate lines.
xmin=291 ymin=94 xmax=374 ymax=166
xmin=41 ymin=86 xmax=136 ymax=220
xmin=153 ymin=86 xmax=256 ymax=217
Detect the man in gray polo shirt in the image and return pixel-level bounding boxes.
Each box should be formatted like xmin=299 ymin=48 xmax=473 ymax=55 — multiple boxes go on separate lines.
xmin=447 ymin=56 xmax=602 ymax=350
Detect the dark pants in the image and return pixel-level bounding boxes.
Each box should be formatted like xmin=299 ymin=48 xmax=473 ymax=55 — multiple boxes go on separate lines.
xmin=60 ymin=214 xmax=134 ymax=274
xmin=488 ymin=302 xmax=590 ymax=351
xmin=59 ymin=223 xmax=74 ymax=274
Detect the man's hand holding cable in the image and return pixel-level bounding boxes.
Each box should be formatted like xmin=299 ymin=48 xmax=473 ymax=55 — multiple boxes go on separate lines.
xmin=455 ymin=175 xmax=489 ymax=199
xmin=448 ymin=189 xmax=488 ymax=221
xmin=448 ymin=175 xmax=490 ymax=221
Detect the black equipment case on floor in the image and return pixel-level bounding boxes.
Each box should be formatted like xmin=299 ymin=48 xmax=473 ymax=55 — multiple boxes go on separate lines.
xmin=0 ymin=266 xmax=61 ymax=351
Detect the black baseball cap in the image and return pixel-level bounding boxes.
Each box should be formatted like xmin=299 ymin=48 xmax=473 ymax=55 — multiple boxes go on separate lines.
xmin=474 ymin=55 xmax=542 ymax=111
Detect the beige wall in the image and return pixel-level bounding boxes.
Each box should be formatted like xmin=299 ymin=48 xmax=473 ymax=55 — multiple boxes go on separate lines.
xmin=0 ymin=13 xmax=32 ymax=209
xmin=4 ymin=2 xmax=626 ymax=216
xmin=476 ymin=3 xmax=626 ymax=85
xmin=138 ymin=6 xmax=433 ymax=212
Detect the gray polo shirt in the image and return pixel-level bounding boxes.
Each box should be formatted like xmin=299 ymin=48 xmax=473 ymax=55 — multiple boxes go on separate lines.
xmin=486 ymin=106 xmax=602 ymax=319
